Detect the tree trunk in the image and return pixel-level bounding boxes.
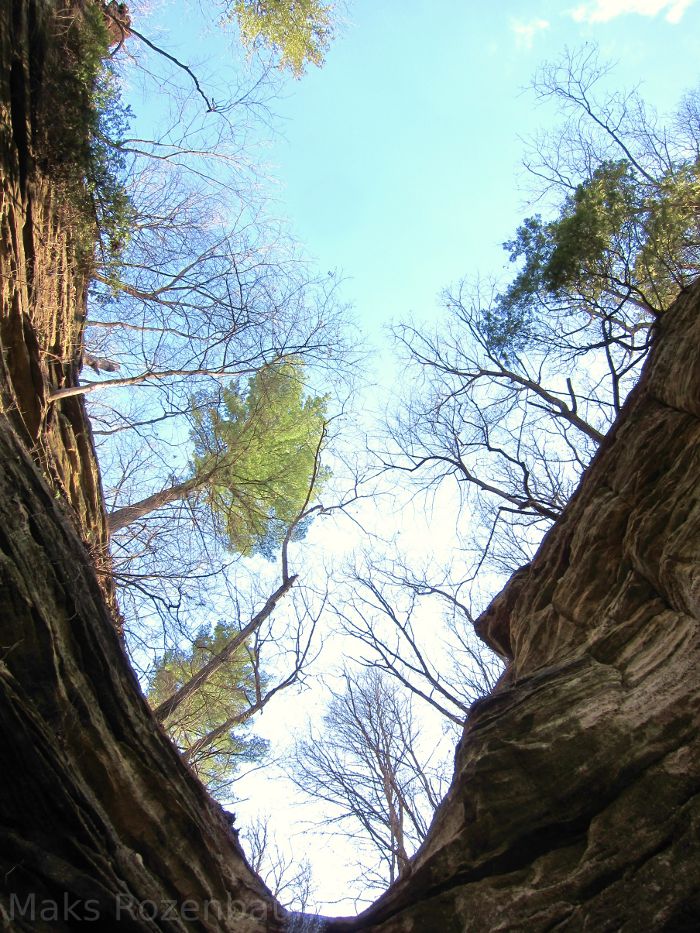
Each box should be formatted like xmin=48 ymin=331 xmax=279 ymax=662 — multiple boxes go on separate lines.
xmin=1 ymin=2 xmax=699 ymax=931
xmin=108 ymin=479 xmax=198 ymax=533
xmin=153 ymin=574 xmax=297 ymax=723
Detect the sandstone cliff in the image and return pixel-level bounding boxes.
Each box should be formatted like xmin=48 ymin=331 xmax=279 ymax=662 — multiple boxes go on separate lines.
xmin=1 ymin=0 xmax=106 ymax=544
xmin=322 ymin=283 xmax=700 ymax=932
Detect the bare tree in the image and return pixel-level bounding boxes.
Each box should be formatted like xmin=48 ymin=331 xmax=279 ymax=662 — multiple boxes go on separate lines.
xmin=334 ymin=556 xmax=503 ymax=726
xmin=291 ymin=668 xmax=451 ymax=893
xmin=347 ymin=53 xmax=698 ymax=745
xmin=67 ymin=17 xmax=356 ymax=415
xmin=380 ymin=50 xmax=700 ymax=578
xmin=147 ymin=578 xmax=326 ymax=797
xmin=73 ymin=6 xmax=356 ymax=557
xmin=382 ymin=278 xmax=636 ymax=576
xmin=241 ymin=815 xmax=315 ymax=912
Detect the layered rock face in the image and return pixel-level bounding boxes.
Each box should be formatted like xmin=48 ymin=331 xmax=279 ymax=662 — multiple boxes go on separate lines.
xmin=0 ymin=0 xmax=107 ymax=549
xmin=0 ymin=4 xmax=282 ymax=930
xmin=325 ymin=285 xmax=700 ymax=931
xmin=0 ymin=2 xmax=698 ymax=931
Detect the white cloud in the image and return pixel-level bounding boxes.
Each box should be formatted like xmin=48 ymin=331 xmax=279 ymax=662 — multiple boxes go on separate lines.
xmin=510 ymin=17 xmax=551 ymax=48
xmin=570 ymin=0 xmax=695 ymax=24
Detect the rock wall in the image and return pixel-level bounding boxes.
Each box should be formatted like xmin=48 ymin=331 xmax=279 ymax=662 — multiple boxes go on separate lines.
xmin=0 ymin=0 xmax=107 ymax=549
xmin=324 ymin=285 xmax=700 ymax=930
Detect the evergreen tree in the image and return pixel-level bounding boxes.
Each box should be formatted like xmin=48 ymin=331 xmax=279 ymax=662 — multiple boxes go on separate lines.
xmin=487 ymin=157 xmax=700 ymax=355
xmin=191 ymin=357 xmax=329 ymax=556
xmin=148 ymin=623 xmax=268 ymax=792
xmin=108 ymin=357 xmax=329 ymax=557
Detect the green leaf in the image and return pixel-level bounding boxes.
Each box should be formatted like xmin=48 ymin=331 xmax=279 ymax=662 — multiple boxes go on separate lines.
xmin=225 ymin=0 xmax=335 ymax=77
xmin=148 ymin=623 xmax=268 ymax=789
xmin=191 ymin=357 xmax=329 ymax=556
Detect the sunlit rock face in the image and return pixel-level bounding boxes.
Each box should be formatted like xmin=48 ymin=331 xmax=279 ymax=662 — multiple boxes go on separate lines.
xmin=323 ymin=284 xmax=700 ymax=931
xmin=0 ymin=5 xmax=281 ymax=929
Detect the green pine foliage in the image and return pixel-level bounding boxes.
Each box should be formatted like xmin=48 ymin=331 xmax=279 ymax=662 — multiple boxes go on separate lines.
xmin=47 ymin=4 xmax=133 ymax=266
xmin=148 ymin=624 xmax=268 ymax=790
xmin=87 ymin=63 xmax=134 ymax=265
xmin=487 ymin=156 xmax=700 ymax=354
xmin=225 ymin=0 xmax=335 ymax=77
xmin=191 ymin=358 xmax=329 ymax=557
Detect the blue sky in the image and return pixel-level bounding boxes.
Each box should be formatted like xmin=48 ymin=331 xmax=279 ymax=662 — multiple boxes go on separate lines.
xmin=134 ymin=0 xmax=700 ymax=356
xmin=259 ymin=0 xmax=700 ymax=346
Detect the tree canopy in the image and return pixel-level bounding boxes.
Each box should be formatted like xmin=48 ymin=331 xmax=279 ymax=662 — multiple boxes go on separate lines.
xmin=489 ymin=156 xmax=700 ymax=354
xmin=224 ymin=0 xmax=336 ymax=77
xmin=191 ymin=357 xmax=329 ymax=556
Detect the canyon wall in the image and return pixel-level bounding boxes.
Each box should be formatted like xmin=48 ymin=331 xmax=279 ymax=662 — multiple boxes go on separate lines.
xmin=328 ymin=282 xmax=700 ymax=931
xmin=0 ymin=4 xmax=283 ymax=930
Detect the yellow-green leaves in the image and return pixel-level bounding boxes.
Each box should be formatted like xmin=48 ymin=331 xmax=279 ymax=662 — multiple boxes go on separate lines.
xmin=492 ymin=156 xmax=700 ymax=354
xmin=148 ymin=624 xmax=267 ymax=789
xmin=192 ymin=358 xmax=329 ymax=557
xmin=226 ymin=0 xmax=335 ymax=77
